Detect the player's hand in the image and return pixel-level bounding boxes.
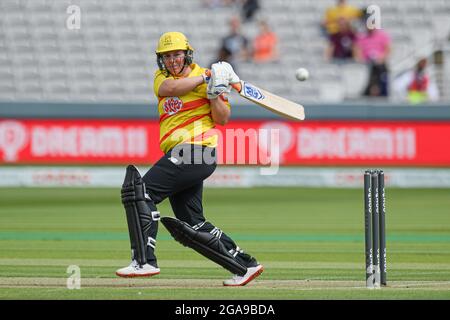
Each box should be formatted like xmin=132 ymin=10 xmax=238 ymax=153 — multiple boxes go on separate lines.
xmin=207 ymin=63 xmax=232 ymax=99
xmin=218 ymin=61 xmax=240 ymax=84
xmin=210 ymin=62 xmax=230 ymax=88
xmin=207 ymin=76 xmax=230 ymax=99
xmin=211 ymin=61 xmax=240 ymax=84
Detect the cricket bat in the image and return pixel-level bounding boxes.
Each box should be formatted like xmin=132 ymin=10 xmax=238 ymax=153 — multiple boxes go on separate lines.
xmin=230 ymin=81 xmax=305 ymax=121
xmin=205 ymin=70 xmax=305 ymax=121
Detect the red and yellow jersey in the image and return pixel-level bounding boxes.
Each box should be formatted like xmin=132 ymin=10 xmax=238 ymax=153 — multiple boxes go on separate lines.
xmin=153 ymin=63 xmax=230 ymax=153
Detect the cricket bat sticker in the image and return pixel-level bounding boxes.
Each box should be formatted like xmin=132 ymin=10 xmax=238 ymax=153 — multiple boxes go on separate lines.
xmin=242 ymin=82 xmax=265 ymax=100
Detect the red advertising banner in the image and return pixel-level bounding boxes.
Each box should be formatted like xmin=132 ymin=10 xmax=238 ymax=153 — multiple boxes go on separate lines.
xmin=0 ymin=119 xmax=162 ymax=164
xmin=1 ymin=118 xmax=450 ymax=166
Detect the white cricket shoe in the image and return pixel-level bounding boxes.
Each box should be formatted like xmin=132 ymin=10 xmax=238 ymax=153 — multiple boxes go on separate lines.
xmin=115 ymin=260 xmax=160 ymax=278
xmin=223 ymin=264 xmax=264 ymax=286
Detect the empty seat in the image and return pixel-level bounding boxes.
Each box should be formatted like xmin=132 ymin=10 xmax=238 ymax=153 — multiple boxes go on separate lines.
xmin=48 ymin=84 xmax=71 ymax=94
xmin=45 ymin=70 xmax=68 ymax=81
xmin=0 ymin=84 xmax=16 ymax=99
xmin=0 ymin=71 xmax=14 ymax=84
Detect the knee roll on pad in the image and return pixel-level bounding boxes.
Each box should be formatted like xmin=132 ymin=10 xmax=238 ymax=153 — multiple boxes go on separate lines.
xmin=121 ymin=165 xmax=159 ymax=266
xmin=161 ymin=217 xmax=247 ymax=276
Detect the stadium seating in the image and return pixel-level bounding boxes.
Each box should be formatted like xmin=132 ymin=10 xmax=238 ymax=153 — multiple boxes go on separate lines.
xmin=0 ymin=0 xmax=449 ymax=104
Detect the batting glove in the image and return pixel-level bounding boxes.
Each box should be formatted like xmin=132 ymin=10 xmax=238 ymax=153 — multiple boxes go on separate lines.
xmin=207 ymin=63 xmax=232 ymax=99
xmin=207 ymin=78 xmax=230 ymax=99
xmin=216 ymin=61 xmax=240 ymax=84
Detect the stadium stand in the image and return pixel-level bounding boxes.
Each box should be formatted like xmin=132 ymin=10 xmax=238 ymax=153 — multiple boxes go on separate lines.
xmin=0 ymin=0 xmax=449 ymax=104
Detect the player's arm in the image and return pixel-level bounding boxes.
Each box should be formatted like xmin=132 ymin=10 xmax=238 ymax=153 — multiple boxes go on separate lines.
xmin=210 ymin=96 xmax=230 ymax=125
xmin=158 ymin=76 xmax=205 ymax=97
xmin=206 ymin=62 xmax=239 ymax=125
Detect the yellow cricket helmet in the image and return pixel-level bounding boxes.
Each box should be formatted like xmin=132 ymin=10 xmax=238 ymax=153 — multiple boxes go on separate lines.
xmin=156 ymin=31 xmax=194 ymax=54
xmin=156 ymin=32 xmax=194 ymax=76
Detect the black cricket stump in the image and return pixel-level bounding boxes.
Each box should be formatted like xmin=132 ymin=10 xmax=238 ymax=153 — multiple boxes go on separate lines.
xmin=364 ymin=169 xmax=387 ymax=288
xmin=371 ymin=172 xmax=381 ymax=288
xmin=364 ymin=171 xmax=374 ymax=289
xmin=378 ymin=170 xmax=387 ymax=286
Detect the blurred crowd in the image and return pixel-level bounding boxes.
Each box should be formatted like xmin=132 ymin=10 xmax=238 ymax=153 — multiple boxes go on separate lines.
xmin=204 ymin=0 xmax=440 ymax=103
xmin=323 ymin=0 xmax=391 ymax=97
xmin=203 ymin=0 xmax=278 ymax=67
xmin=322 ymin=0 xmax=439 ymax=102
xmin=215 ymin=15 xmax=279 ymax=66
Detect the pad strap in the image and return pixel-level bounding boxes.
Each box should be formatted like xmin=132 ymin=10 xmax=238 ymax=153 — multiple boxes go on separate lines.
xmin=151 ymin=211 xmax=161 ymax=221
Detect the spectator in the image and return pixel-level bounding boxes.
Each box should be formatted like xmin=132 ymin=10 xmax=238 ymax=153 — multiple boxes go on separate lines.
xmin=241 ymin=0 xmax=260 ymax=23
xmin=322 ymin=0 xmax=362 ymax=38
xmin=252 ymin=20 xmax=279 ymax=63
xmin=354 ymin=17 xmax=391 ymax=97
xmin=216 ymin=16 xmax=250 ymax=67
xmin=325 ymin=17 xmax=356 ymax=61
xmin=393 ymin=58 xmax=439 ymax=104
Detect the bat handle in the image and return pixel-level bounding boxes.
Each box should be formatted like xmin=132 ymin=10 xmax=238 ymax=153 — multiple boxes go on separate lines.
xmin=205 ymin=69 xmax=242 ymax=93
xmin=231 ymin=82 xmax=242 ymax=93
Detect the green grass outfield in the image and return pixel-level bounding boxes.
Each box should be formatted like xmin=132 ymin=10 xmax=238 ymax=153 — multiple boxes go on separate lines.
xmin=0 ymin=187 xmax=449 ymax=300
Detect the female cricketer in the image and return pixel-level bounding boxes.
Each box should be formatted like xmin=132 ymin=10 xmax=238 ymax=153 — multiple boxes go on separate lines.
xmin=116 ymin=32 xmax=263 ymax=286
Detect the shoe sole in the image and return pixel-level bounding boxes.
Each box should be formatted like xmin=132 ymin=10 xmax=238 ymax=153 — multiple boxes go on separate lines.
xmin=223 ymin=265 xmax=264 ymax=287
xmin=115 ymin=271 xmax=160 ymax=278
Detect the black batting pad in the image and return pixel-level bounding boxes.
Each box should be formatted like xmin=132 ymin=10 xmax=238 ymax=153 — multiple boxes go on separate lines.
xmin=161 ymin=217 xmax=247 ymax=276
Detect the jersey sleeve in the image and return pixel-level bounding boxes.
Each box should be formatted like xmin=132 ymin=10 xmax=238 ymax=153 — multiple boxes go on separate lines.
xmin=153 ymin=70 xmax=174 ymax=97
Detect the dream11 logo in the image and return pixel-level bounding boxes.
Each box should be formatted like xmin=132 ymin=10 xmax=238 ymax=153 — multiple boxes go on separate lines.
xmin=0 ymin=120 xmax=28 ymax=162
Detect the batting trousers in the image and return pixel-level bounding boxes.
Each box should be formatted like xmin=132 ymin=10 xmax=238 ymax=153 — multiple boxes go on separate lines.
xmin=141 ymin=144 xmax=258 ymax=270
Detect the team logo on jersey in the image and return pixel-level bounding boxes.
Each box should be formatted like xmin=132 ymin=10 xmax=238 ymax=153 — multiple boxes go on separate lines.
xmin=243 ymin=82 xmax=265 ymax=100
xmin=163 ymin=97 xmax=183 ymax=115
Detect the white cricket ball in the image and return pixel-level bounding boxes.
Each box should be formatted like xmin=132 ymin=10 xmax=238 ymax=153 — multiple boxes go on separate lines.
xmin=295 ymin=68 xmax=309 ymax=81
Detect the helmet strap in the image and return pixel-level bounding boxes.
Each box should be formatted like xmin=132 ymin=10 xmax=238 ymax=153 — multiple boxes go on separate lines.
xmin=157 ymin=54 xmax=170 ymax=77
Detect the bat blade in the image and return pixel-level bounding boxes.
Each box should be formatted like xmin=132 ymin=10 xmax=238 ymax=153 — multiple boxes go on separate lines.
xmin=233 ymin=81 xmax=305 ymax=121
